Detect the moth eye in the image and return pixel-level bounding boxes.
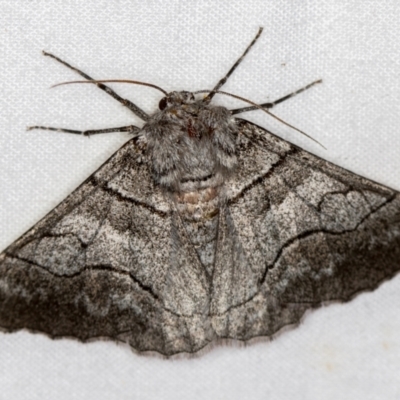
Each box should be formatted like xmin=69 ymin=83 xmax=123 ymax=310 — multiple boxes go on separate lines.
xmin=159 ymin=97 xmax=168 ymax=110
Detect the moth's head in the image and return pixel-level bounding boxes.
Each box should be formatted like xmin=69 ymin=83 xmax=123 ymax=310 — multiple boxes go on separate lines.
xmin=158 ymin=91 xmax=196 ymax=111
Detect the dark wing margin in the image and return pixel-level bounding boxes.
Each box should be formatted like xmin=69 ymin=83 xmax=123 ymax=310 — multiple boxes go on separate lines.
xmin=211 ymin=120 xmax=400 ymax=341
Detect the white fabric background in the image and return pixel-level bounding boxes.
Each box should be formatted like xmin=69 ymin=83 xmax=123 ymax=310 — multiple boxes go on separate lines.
xmin=1 ymin=1 xmax=400 ymax=399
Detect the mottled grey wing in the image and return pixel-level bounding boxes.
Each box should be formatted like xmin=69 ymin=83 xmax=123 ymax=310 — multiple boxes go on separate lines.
xmin=2 ymin=120 xmax=399 ymax=356
xmin=0 ymin=138 xmax=212 ymax=356
xmin=211 ymin=120 xmax=400 ymax=340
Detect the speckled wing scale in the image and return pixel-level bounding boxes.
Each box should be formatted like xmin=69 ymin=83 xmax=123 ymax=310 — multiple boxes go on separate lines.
xmin=1 ymin=29 xmax=400 ymax=356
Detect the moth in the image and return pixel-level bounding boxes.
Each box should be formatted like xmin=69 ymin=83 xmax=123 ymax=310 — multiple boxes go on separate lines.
xmin=1 ymin=28 xmax=399 ymax=357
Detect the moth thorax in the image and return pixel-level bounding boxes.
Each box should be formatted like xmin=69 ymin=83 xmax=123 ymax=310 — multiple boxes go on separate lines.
xmin=147 ymin=97 xmax=239 ymax=192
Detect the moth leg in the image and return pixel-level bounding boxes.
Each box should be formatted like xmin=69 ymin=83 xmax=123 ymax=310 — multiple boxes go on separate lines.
xmin=42 ymin=51 xmax=149 ymax=122
xmin=204 ymin=27 xmax=263 ymax=103
xmin=27 ymin=124 xmax=141 ymax=136
xmin=231 ymin=79 xmax=322 ymax=115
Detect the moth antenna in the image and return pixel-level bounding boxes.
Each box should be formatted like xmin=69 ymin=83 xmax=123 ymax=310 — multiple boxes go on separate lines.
xmin=203 ymin=27 xmax=264 ymax=103
xmin=195 ymin=89 xmax=326 ymax=149
xmin=51 ymin=79 xmax=169 ymax=95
